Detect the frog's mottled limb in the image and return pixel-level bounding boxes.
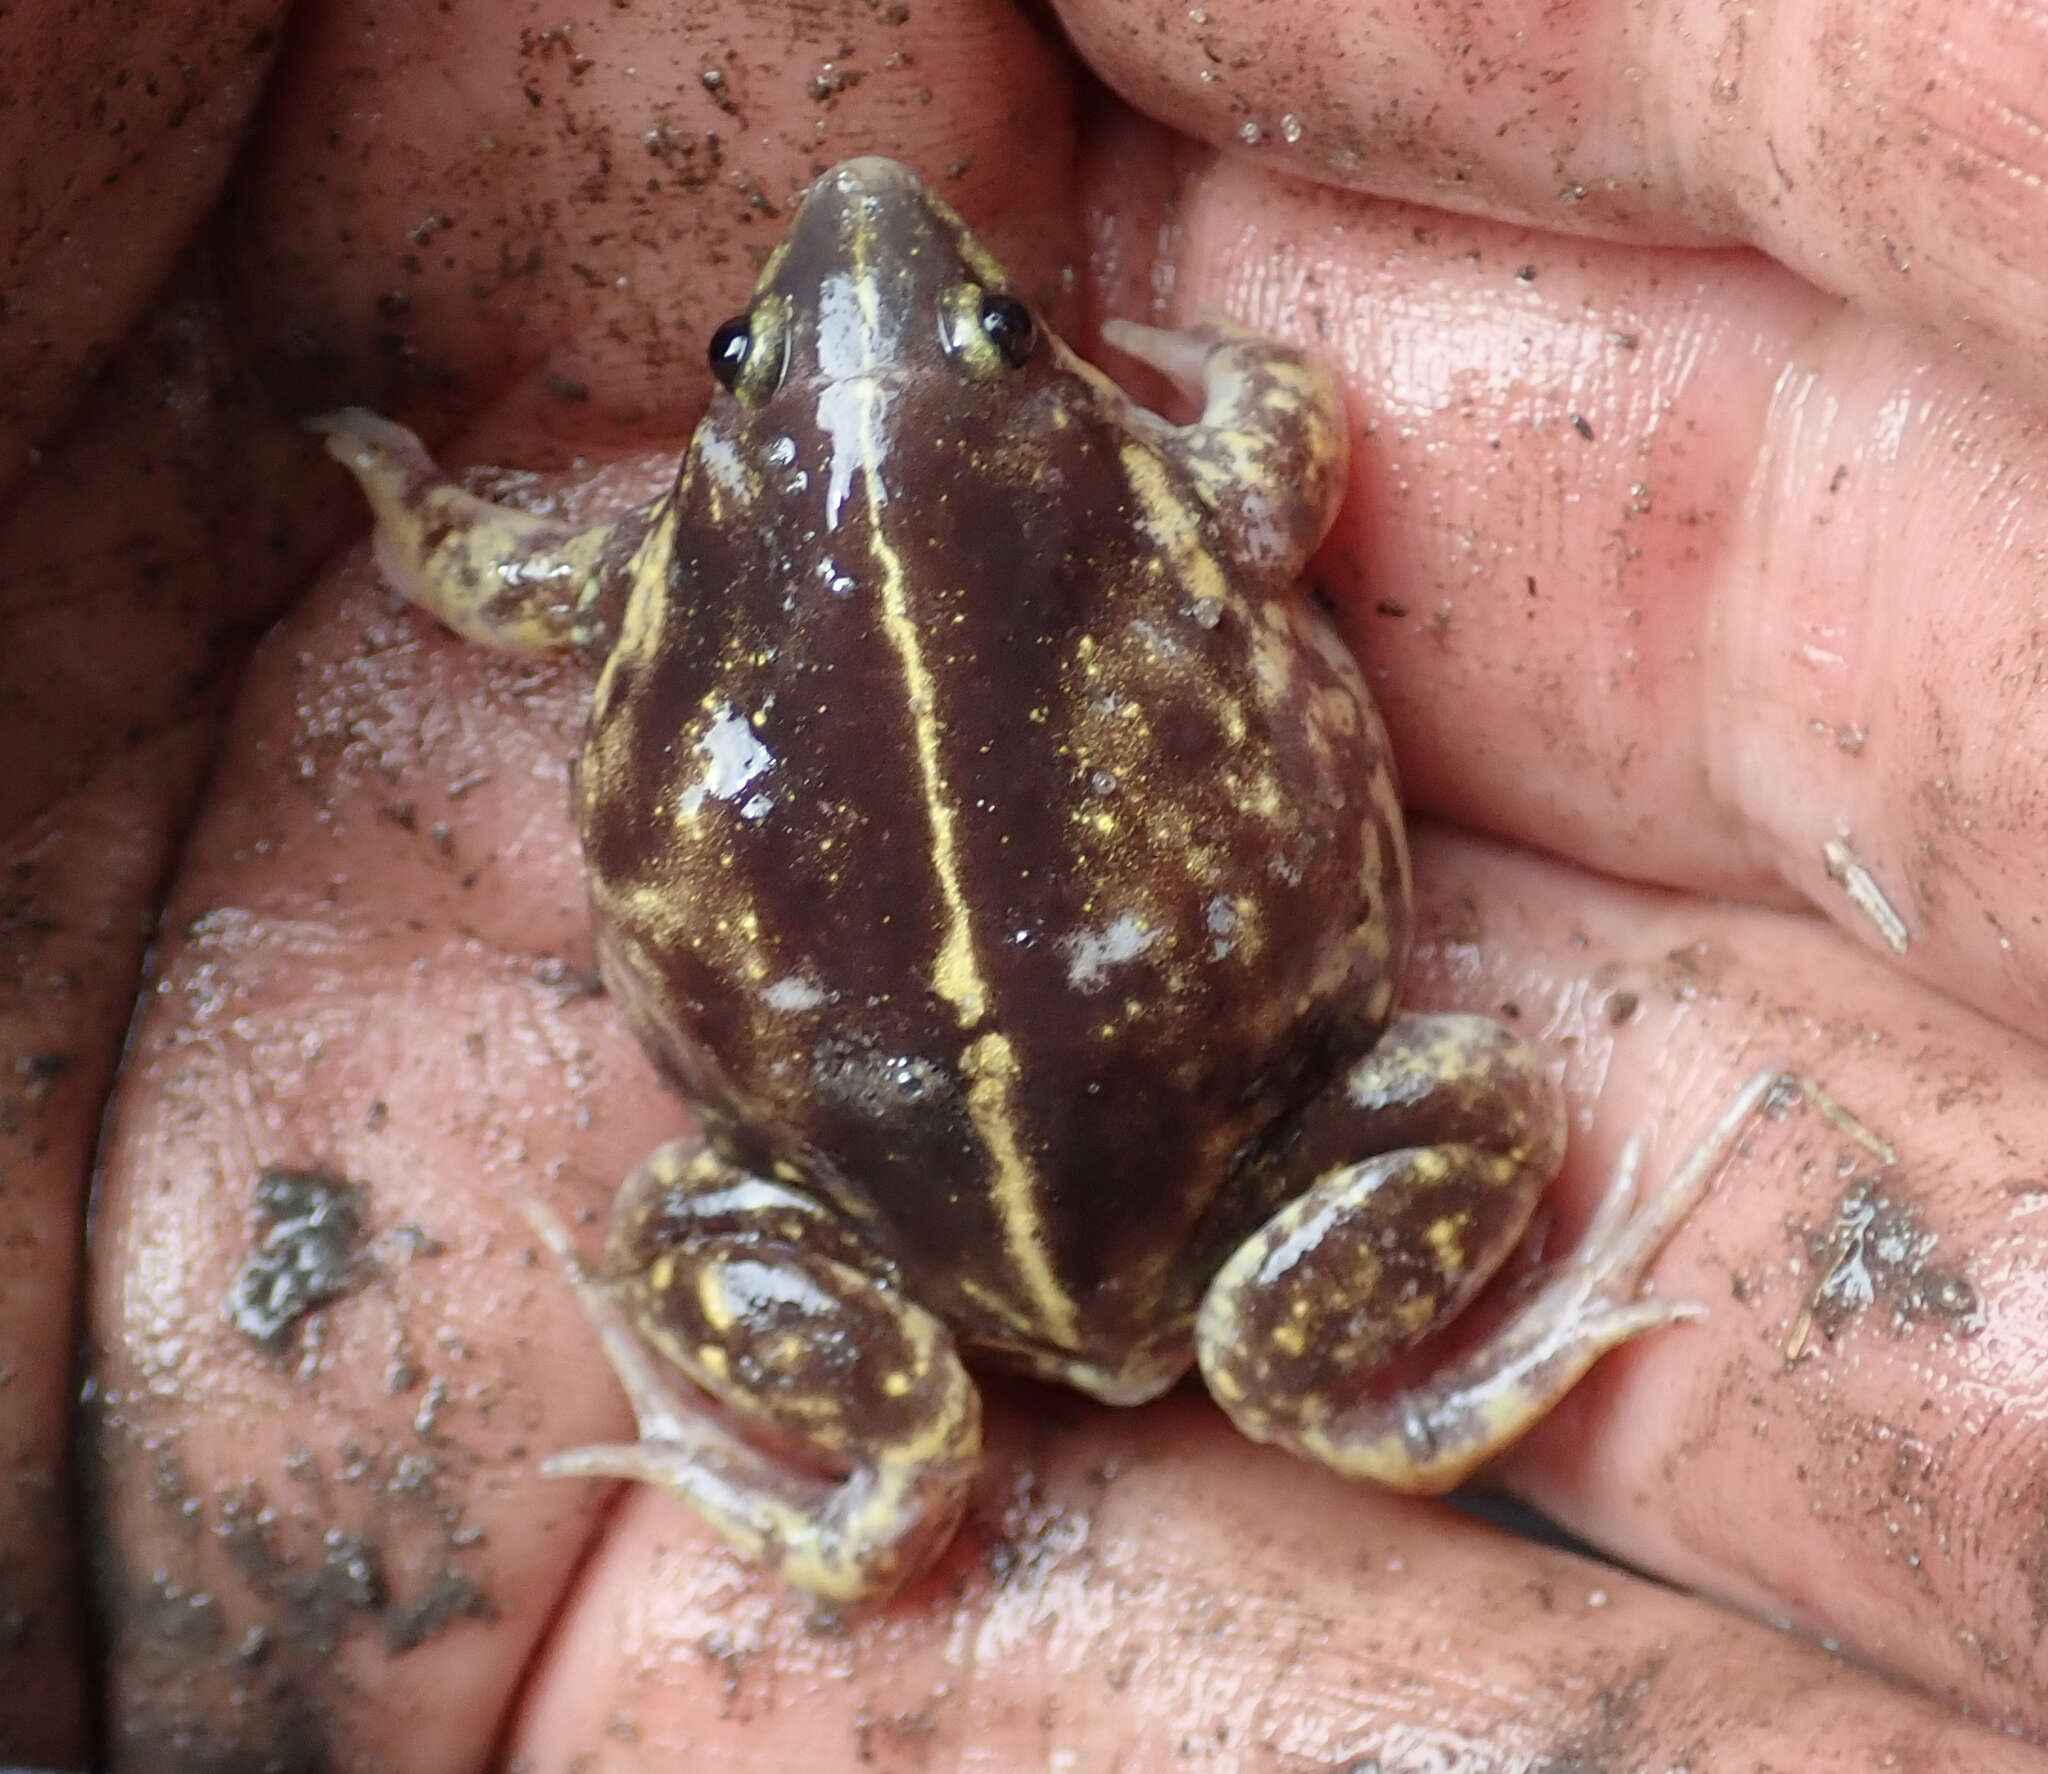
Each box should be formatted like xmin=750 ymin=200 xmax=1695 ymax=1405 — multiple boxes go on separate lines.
xmin=310 ymin=408 xmax=670 ymax=662
xmin=1100 ymin=317 xmax=1350 ymax=579
xmin=1199 ymin=1054 xmax=1784 ymax=1492
xmin=521 ymin=1140 xmax=982 ymax=1604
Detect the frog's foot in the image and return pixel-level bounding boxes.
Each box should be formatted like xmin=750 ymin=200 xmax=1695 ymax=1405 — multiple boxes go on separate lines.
xmin=1098 ymin=315 xmax=1347 ymax=578
xmin=1199 ymin=1065 xmax=1784 ymax=1493
xmin=517 ymin=1156 xmax=980 ymax=1605
xmin=310 ymin=407 xmax=667 ymax=662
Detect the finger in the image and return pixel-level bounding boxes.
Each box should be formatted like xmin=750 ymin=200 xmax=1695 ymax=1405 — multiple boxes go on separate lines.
xmin=1058 ymin=0 xmax=2048 ymax=403
xmin=0 ymin=0 xmax=285 ymax=485
xmin=230 ymin=0 xmax=1084 ymax=439
xmin=0 ymin=263 xmax=338 ymax=842
xmin=508 ymin=1397 xmax=2043 ymax=1771
xmin=1401 ymin=820 xmax=2048 ymax=1735
xmin=0 ymin=736 xmax=205 ymax=1767
xmin=88 ymin=563 xmax=674 ymax=1770
xmin=1083 ymin=131 xmax=2048 ymax=1044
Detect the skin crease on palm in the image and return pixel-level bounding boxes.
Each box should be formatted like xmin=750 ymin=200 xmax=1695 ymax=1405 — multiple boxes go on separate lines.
xmin=3 ymin=0 xmax=2045 ymax=1762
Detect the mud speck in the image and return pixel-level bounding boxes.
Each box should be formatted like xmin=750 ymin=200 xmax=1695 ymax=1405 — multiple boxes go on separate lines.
xmin=381 ymin=1565 xmax=495 ymax=1652
xmin=223 ymin=1165 xmax=370 ymax=1349
xmin=140 ymin=1576 xmax=226 ymax=1653
xmin=1796 ymin=1173 xmax=1983 ymax=1345
xmin=213 ymin=1492 xmax=385 ymax=1657
xmin=979 ymin=1459 xmax=1094 ymax=1595
xmin=1525 ymin=1650 xmax=1667 ymax=1770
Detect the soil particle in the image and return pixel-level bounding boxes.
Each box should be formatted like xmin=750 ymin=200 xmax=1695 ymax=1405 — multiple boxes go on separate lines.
xmin=1793 ymin=1171 xmax=1983 ymax=1350
xmin=221 ymin=1166 xmax=368 ymax=1350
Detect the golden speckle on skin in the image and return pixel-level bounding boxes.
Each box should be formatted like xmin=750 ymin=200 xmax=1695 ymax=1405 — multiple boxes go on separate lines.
xmin=1269 ymin=1318 xmax=1308 ymax=1357
xmin=1392 ymin=1295 xmax=1437 ymax=1339
xmin=1249 ymin=606 xmax=1305 ymax=709
xmin=691 ymin=1261 xmax=732 ymax=1332
xmin=1313 ymin=684 xmax=1361 ymax=737
xmin=1222 ymin=768 xmax=1283 ymax=822
xmin=1425 ymin=1213 xmax=1469 ymax=1275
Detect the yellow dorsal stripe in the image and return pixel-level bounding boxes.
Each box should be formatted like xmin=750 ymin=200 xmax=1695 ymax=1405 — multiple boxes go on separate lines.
xmin=850 ymin=244 xmax=1076 ymax=1346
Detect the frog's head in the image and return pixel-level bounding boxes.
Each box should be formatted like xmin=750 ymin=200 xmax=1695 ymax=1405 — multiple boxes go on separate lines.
xmin=703 ymin=157 xmax=1042 ymax=412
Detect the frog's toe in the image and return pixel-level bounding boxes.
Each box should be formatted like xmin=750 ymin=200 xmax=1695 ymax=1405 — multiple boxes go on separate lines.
xmin=531 ymin=1197 xmax=982 ymax=1604
xmin=1202 ymin=1066 xmax=1784 ymax=1493
xmin=1099 ymin=315 xmax=1242 ymax=392
xmin=1553 ymin=1068 xmax=1787 ymax=1302
xmin=305 ymin=404 xmax=433 ymax=469
xmin=539 ymin=1419 xmax=977 ymax=1606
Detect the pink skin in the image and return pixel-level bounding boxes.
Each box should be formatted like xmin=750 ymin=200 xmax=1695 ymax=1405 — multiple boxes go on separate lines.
xmin=7 ymin=0 xmax=2048 ymax=1765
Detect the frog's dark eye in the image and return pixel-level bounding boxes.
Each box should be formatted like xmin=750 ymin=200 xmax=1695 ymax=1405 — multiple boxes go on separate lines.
xmin=979 ymin=293 xmax=1036 ymax=369
xmin=708 ymin=295 xmax=792 ymax=404
xmin=708 ymin=315 xmax=753 ymax=391
xmin=936 ymin=284 xmax=1036 ymax=378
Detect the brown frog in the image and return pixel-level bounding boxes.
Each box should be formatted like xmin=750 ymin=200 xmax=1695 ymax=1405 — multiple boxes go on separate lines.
xmin=317 ymin=157 xmax=1769 ymax=1602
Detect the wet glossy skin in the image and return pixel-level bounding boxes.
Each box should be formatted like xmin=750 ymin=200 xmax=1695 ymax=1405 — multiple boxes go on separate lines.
xmin=317 ymin=157 xmax=1726 ymax=1603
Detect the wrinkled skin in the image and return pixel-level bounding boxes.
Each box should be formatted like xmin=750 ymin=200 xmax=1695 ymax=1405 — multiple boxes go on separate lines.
xmin=7 ymin=0 xmax=2048 ymax=1767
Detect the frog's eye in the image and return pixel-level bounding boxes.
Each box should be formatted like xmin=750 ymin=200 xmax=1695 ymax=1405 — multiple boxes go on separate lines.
xmin=708 ymin=315 xmax=754 ymax=391
xmin=938 ymin=285 xmax=1039 ymax=379
xmin=978 ymin=293 xmax=1036 ymax=369
xmin=706 ymin=296 xmax=792 ymax=404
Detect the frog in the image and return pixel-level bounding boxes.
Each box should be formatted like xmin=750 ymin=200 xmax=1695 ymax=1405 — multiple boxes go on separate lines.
xmin=315 ymin=156 xmax=1774 ymax=1603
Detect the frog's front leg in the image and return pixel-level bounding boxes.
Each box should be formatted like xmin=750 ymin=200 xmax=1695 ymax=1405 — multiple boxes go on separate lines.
xmin=1197 ymin=1018 xmax=1764 ymax=1493
xmin=311 ymin=409 xmax=670 ymax=661
xmin=1100 ymin=315 xmax=1349 ymax=578
xmin=522 ymin=1139 xmax=980 ymax=1604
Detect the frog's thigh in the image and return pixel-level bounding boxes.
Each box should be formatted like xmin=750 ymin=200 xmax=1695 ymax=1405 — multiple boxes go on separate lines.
xmin=312 ymin=408 xmax=665 ymax=660
xmin=1196 ymin=1011 xmax=1571 ymax=1491
xmin=528 ymin=1140 xmax=980 ymax=1604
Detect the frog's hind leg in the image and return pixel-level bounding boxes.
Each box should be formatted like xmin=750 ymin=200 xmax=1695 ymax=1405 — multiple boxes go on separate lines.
xmin=311 ymin=408 xmax=668 ymax=661
xmin=521 ymin=1139 xmax=980 ymax=1604
xmin=1198 ymin=1013 xmax=1777 ymax=1492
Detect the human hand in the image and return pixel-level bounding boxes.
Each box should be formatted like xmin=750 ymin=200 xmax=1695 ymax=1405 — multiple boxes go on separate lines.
xmin=23 ymin=0 xmax=2048 ymax=1767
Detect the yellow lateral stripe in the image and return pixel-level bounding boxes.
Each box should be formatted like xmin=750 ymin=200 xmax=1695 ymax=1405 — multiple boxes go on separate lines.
xmin=1119 ymin=444 xmax=1232 ymax=609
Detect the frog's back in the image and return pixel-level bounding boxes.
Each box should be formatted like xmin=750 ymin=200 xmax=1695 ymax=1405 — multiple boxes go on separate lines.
xmin=576 ymin=158 xmax=1406 ymax=1363
xmin=578 ymin=364 xmax=1402 ymax=1362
